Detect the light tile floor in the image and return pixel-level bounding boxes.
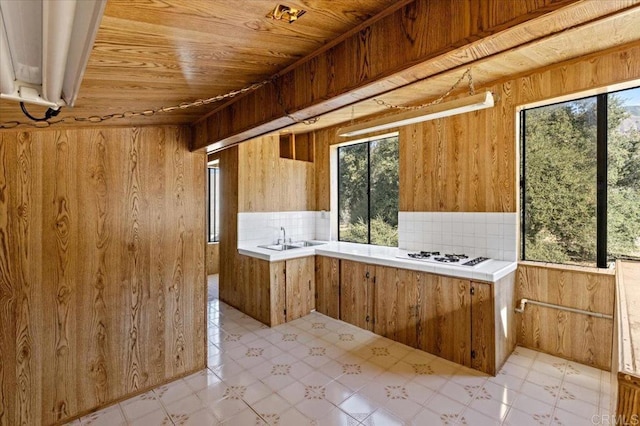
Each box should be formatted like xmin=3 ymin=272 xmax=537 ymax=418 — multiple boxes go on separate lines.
xmin=68 ymin=276 xmax=612 ymax=425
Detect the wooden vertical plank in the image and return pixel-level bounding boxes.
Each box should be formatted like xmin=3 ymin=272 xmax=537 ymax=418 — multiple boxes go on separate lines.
xmin=373 ymin=265 xmax=398 ymax=340
xmin=0 ymin=126 xmax=206 ymax=424
xmin=76 ymin=128 xmax=115 ymax=409
xmin=0 ymin=132 xmax=17 ymax=426
xmin=165 ymin=126 xmax=192 ymax=377
xmin=315 ymin=256 xmax=340 ymax=319
xmin=270 ymin=261 xmax=286 ymax=326
xmin=419 ymin=274 xmax=471 ymax=367
xmin=285 ymin=257 xmax=315 ymax=322
xmin=41 ymin=130 xmax=79 ymax=423
xmin=15 ymin=129 xmax=44 ymax=425
xmin=121 ymin=127 xmax=147 ymax=391
xmin=105 ymin=128 xmax=128 ymax=401
xmin=493 ymin=272 xmax=516 ymax=373
xmin=471 ymin=282 xmax=495 ymax=375
xmin=145 ymin=127 xmax=168 ymax=384
xmin=218 ymin=146 xmax=239 ymax=310
xmin=339 ymin=260 xmax=369 ymax=330
xmin=395 ymin=269 xmax=420 ymax=349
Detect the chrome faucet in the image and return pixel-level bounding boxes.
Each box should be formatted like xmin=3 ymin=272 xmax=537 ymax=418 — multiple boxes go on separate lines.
xmin=280 ymin=226 xmax=287 ymax=245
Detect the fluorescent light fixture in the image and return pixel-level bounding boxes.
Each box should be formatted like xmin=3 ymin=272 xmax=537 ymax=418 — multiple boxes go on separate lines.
xmin=338 ymin=91 xmax=495 ymax=137
xmin=0 ymin=0 xmax=106 ymax=109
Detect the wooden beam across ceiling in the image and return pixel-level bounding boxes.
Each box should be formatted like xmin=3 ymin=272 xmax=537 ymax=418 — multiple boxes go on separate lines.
xmin=192 ymin=0 xmax=596 ymax=151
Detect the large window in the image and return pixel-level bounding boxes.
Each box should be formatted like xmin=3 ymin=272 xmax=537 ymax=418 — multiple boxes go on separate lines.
xmin=521 ymin=86 xmax=640 ymax=267
xmin=338 ymin=135 xmax=399 ymax=246
xmin=208 ymin=163 xmax=220 ymax=242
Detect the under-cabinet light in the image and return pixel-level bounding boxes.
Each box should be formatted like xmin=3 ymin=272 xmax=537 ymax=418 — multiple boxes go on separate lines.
xmin=338 ymin=91 xmax=495 ymax=137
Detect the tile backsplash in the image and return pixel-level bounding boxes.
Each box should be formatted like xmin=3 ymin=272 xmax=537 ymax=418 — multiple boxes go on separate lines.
xmin=239 ymin=211 xmax=517 ymax=261
xmin=398 ymin=212 xmax=518 ymax=261
xmin=238 ymin=211 xmax=329 ymax=246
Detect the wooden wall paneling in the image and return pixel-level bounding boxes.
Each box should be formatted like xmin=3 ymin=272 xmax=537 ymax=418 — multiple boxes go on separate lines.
xmin=182 ymin=126 xmax=207 ymax=375
xmin=144 ymin=127 xmax=166 ymax=385
xmin=76 ymin=128 xmax=121 ymax=412
xmin=218 ymin=146 xmax=239 ymax=309
xmin=237 ymin=134 xmax=315 ymax=213
xmin=313 ymin=129 xmax=331 ymax=212
xmin=398 ymin=88 xmax=516 ymax=213
xmin=206 ymin=243 xmax=219 ymax=275
xmin=44 ymin=130 xmax=80 ymax=422
xmin=0 ymin=126 xmax=206 ymax=425
xmin=0 ymin=132 xmax=17 ymax=425
xmin=238 ymin=136 xmax=279 ymax=212
xmin=418 ymin=274 xmax=471 ymax=367
xmin=122 ymin=127 xmax=151 ymax=392
xmin=470 ymin=282 xmax=495 ymax=375
xmin=317 ymin=42 xmax=640 ymax=215
xmin=314 ymin=256 xmax=340 ymax=319
xmin=517 ymin=263 xmax=615 ymax=370
xmin=10 ymin=130 xmax=45 ymax=425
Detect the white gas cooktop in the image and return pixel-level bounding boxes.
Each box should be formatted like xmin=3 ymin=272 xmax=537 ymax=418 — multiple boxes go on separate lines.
xmin=396 ymin=250 xmax=491 ymax=268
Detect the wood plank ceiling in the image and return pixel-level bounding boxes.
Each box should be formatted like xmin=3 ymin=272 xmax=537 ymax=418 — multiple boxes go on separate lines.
xmin=0 ymin=0 xmax=401 ymax=128
xmin=1 ymin=0 xmax=638 ymax=141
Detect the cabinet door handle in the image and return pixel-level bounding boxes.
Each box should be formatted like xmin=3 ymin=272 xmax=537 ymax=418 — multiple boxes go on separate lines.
xmin=365 ymin=271 xmax=370 ymax=279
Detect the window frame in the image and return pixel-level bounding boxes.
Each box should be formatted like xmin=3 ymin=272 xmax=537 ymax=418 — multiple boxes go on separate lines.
xmin=519 ymin=86 xmax=640 ymax=268
xmin=207 ymin=165 xmax=220 ymax=243
xmin=336 ymin=135 xmax=398 ymax=246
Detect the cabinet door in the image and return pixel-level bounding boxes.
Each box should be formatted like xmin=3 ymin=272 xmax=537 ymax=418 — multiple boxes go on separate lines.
xmin=373 ymin=265 xmax=401 ymax=340
xmin=418 ymin=274 xmax=471 ymax=367
xmin=285 ymin=257 xmax=315 ymax=321
xmin=471 ymin=281 xmax=495 ymax=374
xmin=391 ymin=268 xmax=420 ymax=349
xmin=340 ymin=259 xmax=373 ymax=330
xmin=315 ymin=256 xmax=340 ymax=319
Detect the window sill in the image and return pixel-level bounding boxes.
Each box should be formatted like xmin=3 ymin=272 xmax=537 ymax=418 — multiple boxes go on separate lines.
xmin=518 ymin=260 xmax=615 ymax=275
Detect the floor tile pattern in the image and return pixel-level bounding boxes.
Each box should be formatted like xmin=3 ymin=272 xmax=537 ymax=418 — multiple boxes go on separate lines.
xmin=68 ymin=276 xmax=612 ymax=425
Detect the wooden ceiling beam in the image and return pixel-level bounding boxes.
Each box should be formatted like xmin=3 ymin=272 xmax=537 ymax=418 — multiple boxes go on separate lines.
xmin=191 ymin=0 xmax=591 ymax=151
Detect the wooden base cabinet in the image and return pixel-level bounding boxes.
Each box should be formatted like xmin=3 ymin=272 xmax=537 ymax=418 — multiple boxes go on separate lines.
xmin=235 ymin=255 xmax=314 ymax=326
xmin=375 ymin=268 xmax=420 ymax=348
xmin=315 ymin=256 xmax=340 ymax=319
xmin=418 ymin=274 xmax=472 ymax=368
xmin=340 ymin=259 xmax=375 ymax=331
xmin=337 ymin=259 xmax=515 ymax=375
xmin=285 ymin=257 xmax=315 ymax=322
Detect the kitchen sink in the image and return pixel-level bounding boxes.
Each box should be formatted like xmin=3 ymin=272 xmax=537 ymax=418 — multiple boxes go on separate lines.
xmin=258 ymin=244 xmax=299 ymax=251
xmin=289 ymin=240 xmax=326 ymax=247
xmin=258 ymin=241 xmax=326 ymax=251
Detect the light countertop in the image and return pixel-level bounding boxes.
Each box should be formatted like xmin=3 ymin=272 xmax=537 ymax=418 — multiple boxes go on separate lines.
xmin=238 ymin=241 xmax=517 ymax=282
